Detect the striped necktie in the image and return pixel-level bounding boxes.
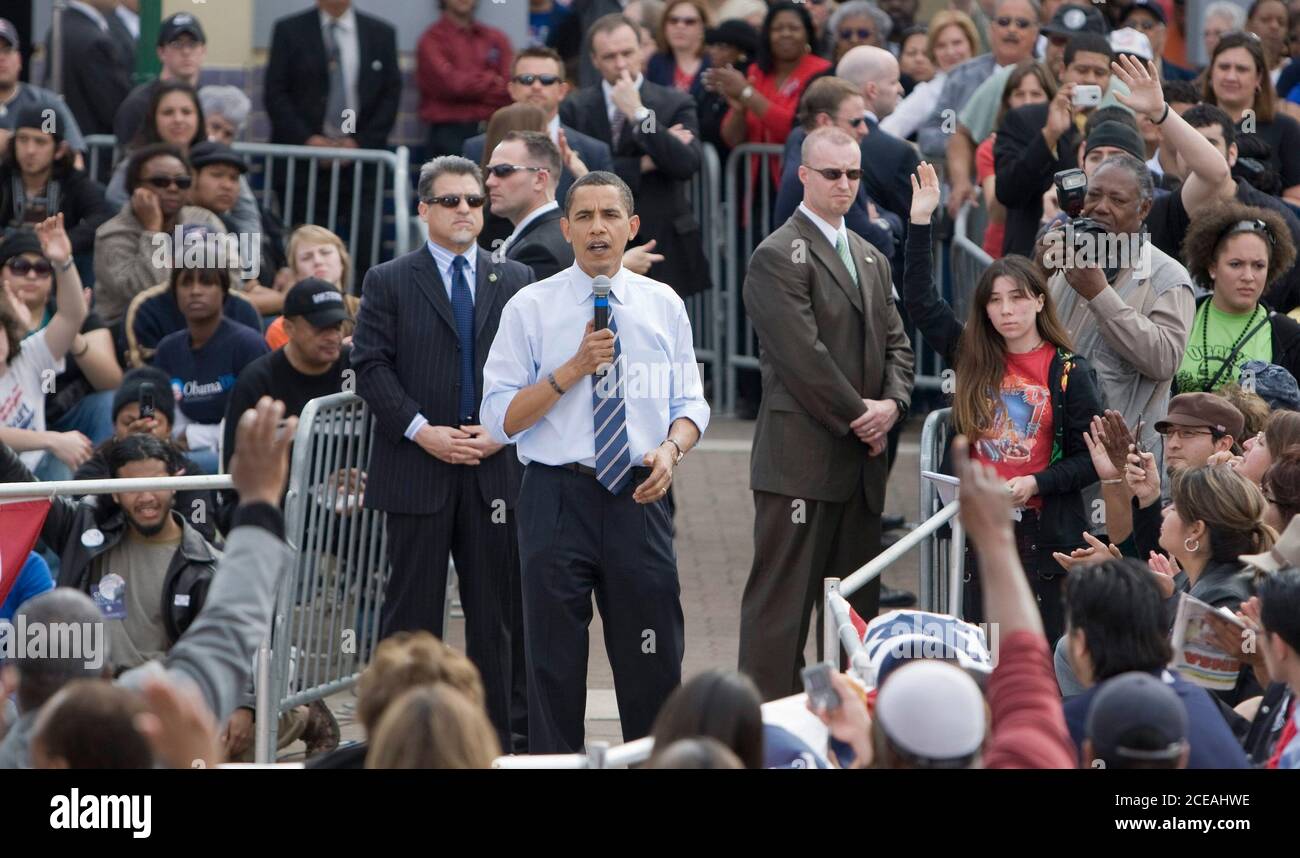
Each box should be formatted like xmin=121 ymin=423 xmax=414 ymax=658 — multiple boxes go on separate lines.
xmin=592 ymin=311 xmax=633 ymax=494
xmin=835 ymin=232 xmax=858 ymax=286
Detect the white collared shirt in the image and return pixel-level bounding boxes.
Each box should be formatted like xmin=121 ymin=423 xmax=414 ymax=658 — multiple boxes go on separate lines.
xmin=601 ymin=74 xmax=645 ymax=125
xmin=68 ymin=1 xmax=110 ymax=32
xmin=547 ymin=113 xmax=562 ymax=145
xmin=320 ymin=6 xmax=360 ymax=123
xmin=798 ymin=202 xmax=849 ymax=253
xmin=482 ymin=263 xmax=711 ymax=467
xmin=503 ymin=200 xmax=559 ymax=253
xmin=116 ymin=5 xmax=140 ymax=39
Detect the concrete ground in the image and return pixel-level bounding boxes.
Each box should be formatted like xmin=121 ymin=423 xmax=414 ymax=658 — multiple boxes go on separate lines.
xmin=279 ymin=413 xmax=926 ymax=760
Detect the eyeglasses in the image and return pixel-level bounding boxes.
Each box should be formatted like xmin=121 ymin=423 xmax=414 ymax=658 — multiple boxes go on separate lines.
xmin=485 ymin=164 xmax=547 ymax=178
xmin=994 ymin=16 xmax=1035 ymax=29
xmin=805 ymin=165 xmax=863 ymax=181
xmin=667 ymin=15 xmax=702 ymax=26
xmin=425 ymin=194 xmax=487 ymax=208
xmin=143 ymin=174 xmax=193 ymax=190
xmin=839 ymin=28 xmax=873 ymax=41
xmin=512 ymin=73 xmax=562 ymax=86
xmin=5 ymin=258 xmax=53 ymax=277
xmin=1160 ymin=427 xmax=1215 ymax=441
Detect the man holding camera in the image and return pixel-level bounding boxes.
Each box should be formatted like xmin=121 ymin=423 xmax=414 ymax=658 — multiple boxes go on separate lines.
xmin=994 ymin=32 xmax=1118 ymax=258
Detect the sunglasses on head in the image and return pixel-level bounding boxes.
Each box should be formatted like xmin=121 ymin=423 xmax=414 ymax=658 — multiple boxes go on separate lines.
xmin=1225 ymin=218 xmax=1275 ymax=246
xmin=840 ymin=28 xmax=873 ymax=41
xmin=512 ymin=73 xmax=562 ymax=86
xmin=995 ymin=16 xmax=1035 ymax=29
xmin=486 ymin=163 xmax=547 ymax=178
xmin=425 ymin=194 xmax=487 ymax=209
xmin=6 ymin=258 xmax=52 ymax=277
xmin=144 ymin=174 xmax=193 ymax=190
xmin=806 ymin=166 xmax=863 ymax=181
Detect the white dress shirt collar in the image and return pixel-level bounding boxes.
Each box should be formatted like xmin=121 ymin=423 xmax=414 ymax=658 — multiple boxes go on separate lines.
xmin=567 ymin=262 xmax=628 ymax=305
xmin=116 ymin=5 xmax=140 ymax=39
xmin=505 ymin=200 xmax=560 ymax=251
xmin=547 ymin=114 xmax=562 ymax=143
xmin=865 ymin=110 xmax=879 ymax=124
xmin=426 ymin=239 xmax=478 ymax=300
xmin=798 ymin=203 xmax=848 ymax=251
xmin=320 ymin=5 xmax=357 ymax=32
xmin=68 ymin=1 xmax=110 ymax=32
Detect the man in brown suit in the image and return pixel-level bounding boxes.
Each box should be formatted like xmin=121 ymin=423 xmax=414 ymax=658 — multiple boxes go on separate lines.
xmin=738 ymin=127 xmax=915 ymax=701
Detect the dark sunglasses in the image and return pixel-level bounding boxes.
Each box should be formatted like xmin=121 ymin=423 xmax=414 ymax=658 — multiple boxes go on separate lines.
xmin=667 ymin=15 xmax=702 ymax=26
xmin=425 ymin=194 xmax=487 ymax=208
xmin=513 ymin=73 xmax=562 ymax=86
xmin=144 ymin=174 xmax=193 ymax=190
xmin=846 ymin=116 xmax=866 ymax=128
xmin=839 ymin=28 xmax=873 ymax=41
xmin=806 ymin=166 xmax=863 ymax=181
xmin=995 ymin=16 xmax=1035 ymax=28
xmin=486 ymin=163 xmax=547 ymax=178
xmin=6 ymin=258 xmax=53 ymax=277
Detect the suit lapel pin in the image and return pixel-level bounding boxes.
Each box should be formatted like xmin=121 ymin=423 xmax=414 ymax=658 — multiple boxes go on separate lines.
xmin=489 ymin=273 xmax=498 ymax=282
xmin=371 ymin=60 xmax=383 ymax=71
xmin=864 ymin=256 xmax=874 ymax=263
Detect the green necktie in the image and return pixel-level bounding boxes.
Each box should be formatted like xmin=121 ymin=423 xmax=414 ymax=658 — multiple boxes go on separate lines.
xmin=835 ymin=232 xmax=858 ymax=286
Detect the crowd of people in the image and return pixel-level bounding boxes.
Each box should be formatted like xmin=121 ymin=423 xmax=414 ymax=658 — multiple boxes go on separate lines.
xmin=0 ymin=0 xmax=1299 ymax=772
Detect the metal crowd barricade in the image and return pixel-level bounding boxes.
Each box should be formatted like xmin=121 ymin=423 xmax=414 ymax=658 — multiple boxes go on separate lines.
xmin=684 ymin=143 xmax=725 ymax=394
xmin=81 ymin=135 xmax=412 ymax=274
xmin=949 ymin=202 xmax=993 ymax=320
xmin=255 ymin=392 xmax=389 ymax=762
xmin=0 ymin=474 xmax=233 ymax=500
xmin=918 ymin=407 xmax=956 ymax=614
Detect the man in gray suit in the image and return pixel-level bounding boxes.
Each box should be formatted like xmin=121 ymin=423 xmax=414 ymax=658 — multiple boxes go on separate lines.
xmin=738 ymin=127 xmax=915 ymax=701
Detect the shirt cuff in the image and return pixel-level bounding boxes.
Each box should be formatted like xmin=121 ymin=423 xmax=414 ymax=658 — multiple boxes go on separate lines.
xmin=405 ymin=414 xmax=428 ymax=441
xmin=231 ymin=502 xmax=285 ymax=541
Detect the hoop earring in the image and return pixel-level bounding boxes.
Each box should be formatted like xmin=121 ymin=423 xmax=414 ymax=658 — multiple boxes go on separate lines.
xmin=1184 ymin=536 xmax=1200 ymax=553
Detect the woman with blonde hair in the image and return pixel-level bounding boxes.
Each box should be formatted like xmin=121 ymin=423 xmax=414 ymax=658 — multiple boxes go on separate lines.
xmin=264 ymin=224 xmax=357 ymax=351
xmin=880 ymin=10 xmax=978 ymax=141
xmin=365 ymin=684 xmax=501 ymax=769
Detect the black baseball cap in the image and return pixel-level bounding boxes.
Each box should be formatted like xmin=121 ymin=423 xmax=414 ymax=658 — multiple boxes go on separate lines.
xmin=1086 ymin=672 xmax=1188 ymax=766
xmin=1042 ymin=4 xmax=1108 ymax=38
xmin=284 ymin=278 xmax=351 ymax=327
xmin=158 ymin=13 xmax=206 ymax=47
xmin=189 ymin=141 xmax=247 ymax=173
xmin=1124 ymin=0 xmax=1167 ymax=26
xmin=0 ymin=18 xmax=20 ymax=49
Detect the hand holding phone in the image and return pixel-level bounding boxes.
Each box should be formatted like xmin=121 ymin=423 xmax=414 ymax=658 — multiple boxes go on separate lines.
xmin=801 ymin=661 xmax=842 ymax=712
xmin=139 ymin=382 xmax=156 ymax=420
xmin=1072 ymin=84 xmax=1102 ymax=108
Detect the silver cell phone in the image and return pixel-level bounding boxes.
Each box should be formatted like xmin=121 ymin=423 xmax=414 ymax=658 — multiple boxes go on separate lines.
xmin=801 ymin=661 xmax=841 ymax=711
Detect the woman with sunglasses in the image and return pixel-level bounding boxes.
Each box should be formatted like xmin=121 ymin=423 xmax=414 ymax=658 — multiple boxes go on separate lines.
xmin=647 ymin=0 xmax=712 ymax=101
xmin=826 ymin=1 xmax=891 ymax=63
xmin=708 ymin=2 xmax=830 ymax=164
xmin=879 ymin=10 xmax=978 ymax=142
xmin=1204 ymin=32 xmax=1300 ymax=206
xmin=93 ymin=144 xmax=229 ymax=327
xmin=905 ymin=161 xmax=1105 ymax=642
xmin=1175 ymin=201 xmax=1300 ymax=396
xmin=0 ymin=215 xmax=92 ymax=479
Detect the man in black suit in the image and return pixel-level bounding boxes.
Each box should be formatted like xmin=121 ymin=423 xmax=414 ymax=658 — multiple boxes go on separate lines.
xmin=263 ymin=0 xmax=401 ymax=283
xmin=487 ymin=131 xmax=574 ymax=280
xmin=559 ymin=14 xmax=712 ymax=298
xmin=351 ymin=155 xmax=533 ymax=751
xmin=44 ymin=0 xmax=132 ymax=139
xmin=836 ymin=46 xmax=918 ymax=227
xmin=463 ymin=47 xmax=614 ymax=205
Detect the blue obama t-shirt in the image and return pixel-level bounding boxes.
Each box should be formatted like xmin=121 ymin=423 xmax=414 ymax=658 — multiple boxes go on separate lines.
xmin=154 ymin=317 xmax=270 ymax=425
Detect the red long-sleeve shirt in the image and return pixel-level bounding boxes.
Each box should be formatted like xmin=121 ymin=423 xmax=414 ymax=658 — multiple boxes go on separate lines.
xmin=983 ymin=630 xmax=1078 ymax=769
xmin=416 ymin=17 xmax=514 ymax=125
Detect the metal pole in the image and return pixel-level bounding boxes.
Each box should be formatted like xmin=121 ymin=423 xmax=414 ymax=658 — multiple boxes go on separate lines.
xmin=0 ymin=474 xmax=233 ymax=499
xmin=839 ymin=501 xmax=960 ymax=597
xmin=49 ymin=1 xmax=65 ymax=94
xmin=253 ymin=637 xmax=273 ymax=763
xmin=948 ymin=517 xmax=967 ymax=618
xmin=822 ymin=577 xmax=840 ymax=670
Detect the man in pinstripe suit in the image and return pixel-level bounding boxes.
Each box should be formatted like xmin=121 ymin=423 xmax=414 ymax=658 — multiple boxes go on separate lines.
xmin=351 ymin=156 xmax=535 ymax=752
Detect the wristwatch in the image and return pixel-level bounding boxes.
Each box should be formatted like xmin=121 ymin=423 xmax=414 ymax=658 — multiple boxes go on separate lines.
xmin=633 ymin=105 xmax=652 ymax=123
xmin=662 ymin=438 xmax=685 ymax=465
xmin=740 ymin=85 xmax=754 ymax=103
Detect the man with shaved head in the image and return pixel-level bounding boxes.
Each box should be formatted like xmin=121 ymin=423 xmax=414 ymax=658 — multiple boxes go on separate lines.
xmin=739 ymin=126 xmax=914 ymax=700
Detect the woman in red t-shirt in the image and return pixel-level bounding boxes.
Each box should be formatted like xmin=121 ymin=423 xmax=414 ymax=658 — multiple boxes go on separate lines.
xmin=708 ymin=1 xmax=831 ymax=180
xmin=979 ymin=61 xmax=1055 ymax=259
xmin=903 ymin=162 xmax=1106 ymax=642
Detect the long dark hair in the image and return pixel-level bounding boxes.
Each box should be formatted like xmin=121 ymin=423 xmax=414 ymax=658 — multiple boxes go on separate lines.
xmin=757 ymin=1 xmax=815 ymax=75
xmin=951 ymin=255 xmax=1075 ymax=440
xmin=134 ymin=80 xmax=208 ymax=152
xmin=2 ymin=128 xmax=77 ymax=179
xmin=649 ymin=669 xmax=764 ymax=768
xmin=1204 ymin=32 xmax=1275 ymax=123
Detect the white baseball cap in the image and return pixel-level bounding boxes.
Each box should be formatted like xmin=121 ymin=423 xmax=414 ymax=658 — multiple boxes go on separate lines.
xmin=874 ymin=660 xmax=986 ymax=767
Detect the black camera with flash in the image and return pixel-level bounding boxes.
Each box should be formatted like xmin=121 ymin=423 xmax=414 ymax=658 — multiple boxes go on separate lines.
xmin=1052 ymin=168 xmax=1121 ymax=281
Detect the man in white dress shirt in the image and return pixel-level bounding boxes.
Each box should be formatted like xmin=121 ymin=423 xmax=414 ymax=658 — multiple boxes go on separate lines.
xmin=482 ymin=170 xmax=710 ymax=753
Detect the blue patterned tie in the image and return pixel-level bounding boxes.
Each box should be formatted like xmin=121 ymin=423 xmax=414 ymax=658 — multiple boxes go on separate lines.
xmin=451 ymin=255 xmax=476 ymax=423
xmin=592 ymin=311 xmax=633 ymax=494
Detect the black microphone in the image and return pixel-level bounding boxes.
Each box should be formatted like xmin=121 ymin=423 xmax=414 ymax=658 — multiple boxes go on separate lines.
xmin=593 ymin=275 xmax=611 ymax=377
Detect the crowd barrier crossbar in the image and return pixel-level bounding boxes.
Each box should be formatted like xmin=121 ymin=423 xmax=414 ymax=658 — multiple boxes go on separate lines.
xmin=684 ymin=143 xmax=725 ymax=393
xmin=82 ymin=136 xmax=412 ymax=276
xmin=918 ymin=408 xmax=955 ymax=614
xmin=256 ymin=392 xmax=389 ymax=762
xmin=950 ymin=201 xmax=993 ymax=323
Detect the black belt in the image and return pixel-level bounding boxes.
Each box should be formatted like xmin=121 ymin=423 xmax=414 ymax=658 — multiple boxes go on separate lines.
xmin=544 ymin=461 xmax=652 ymax=482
